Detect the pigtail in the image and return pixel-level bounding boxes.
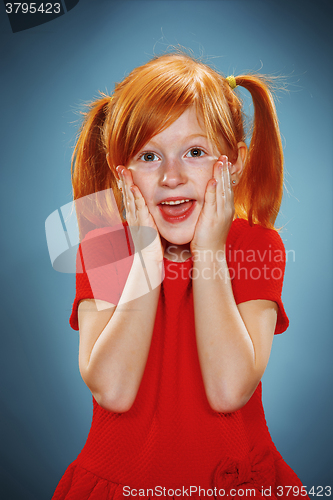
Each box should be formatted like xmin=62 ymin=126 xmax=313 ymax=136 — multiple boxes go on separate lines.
xmin=232 ymin=75 xmax=283 ymax=229
xmin=71 ymin=94 xmax=123 ymax=239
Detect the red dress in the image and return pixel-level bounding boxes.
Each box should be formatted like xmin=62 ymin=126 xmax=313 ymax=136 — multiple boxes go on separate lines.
xmin=52 ymin=219 xmax=308 ymax=499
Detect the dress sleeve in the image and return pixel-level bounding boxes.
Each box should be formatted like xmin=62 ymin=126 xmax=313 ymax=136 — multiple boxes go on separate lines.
xmin=227 ymin=225 xmax=289 ymax=335
xmin=69 ymin=225 xmax=134 ymax=330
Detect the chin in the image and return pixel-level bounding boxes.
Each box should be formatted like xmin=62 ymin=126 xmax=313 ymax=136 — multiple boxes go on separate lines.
xmin=160 ymin=227 xmax=194 ymax=247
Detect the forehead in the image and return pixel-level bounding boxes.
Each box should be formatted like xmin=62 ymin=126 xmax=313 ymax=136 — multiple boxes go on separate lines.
xmin=145 ymin=106 xmax=216 ymax=153
xmin=144 ymin=107 xmax=208 ymax=146
xmin=152 ymin=106 xmax=202 ymax=139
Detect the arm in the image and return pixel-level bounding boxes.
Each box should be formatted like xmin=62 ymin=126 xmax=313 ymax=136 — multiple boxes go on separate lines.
xmin=193 ymin=256 xmax=277 ymax=412
xmin=191 ymin=156 xmax=279 ymax=413
xmin=78 ymin=167 xmax=164 ymax=413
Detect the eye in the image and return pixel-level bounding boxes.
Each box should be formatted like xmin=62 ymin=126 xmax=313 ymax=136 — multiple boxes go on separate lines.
xmin=186 ymin=148 xmax=206 ymax=158
xmin=139 ymin=152 xmax=159 ymax=162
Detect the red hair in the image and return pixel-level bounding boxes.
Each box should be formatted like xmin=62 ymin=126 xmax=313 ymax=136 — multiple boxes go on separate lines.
xmin=72 ymin=52 xmax=284 ymax=233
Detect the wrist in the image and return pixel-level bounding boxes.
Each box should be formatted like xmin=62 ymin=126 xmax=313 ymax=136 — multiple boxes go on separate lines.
xmin=192 ymin=253 xmax=231 ymax=285
xmin=140 ymin=246 xmax=164 ymax=264
xmin=191 ymin=245 xmax=227 ymax=264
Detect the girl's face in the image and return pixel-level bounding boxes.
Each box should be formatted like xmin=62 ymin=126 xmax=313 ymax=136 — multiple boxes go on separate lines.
xmin=127 ymin=106 xmax=224 ymax=247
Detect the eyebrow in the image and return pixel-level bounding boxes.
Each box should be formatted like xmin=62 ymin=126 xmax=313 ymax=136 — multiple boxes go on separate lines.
xmin=147 ymin=134 xmax=208 ymax=147
xmin=186 ymin=134 xmax=208 ymax=140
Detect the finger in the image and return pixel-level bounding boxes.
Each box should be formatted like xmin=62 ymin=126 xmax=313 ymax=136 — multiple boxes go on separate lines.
xmin=226 ymin=161 xmax=233 ymax=205
xmin=223 ymin=162 xmax=231 ymax=206
xmin=225 ymin=162 xmax=235 ymax=218
xmin=202 ymin=178 xmax=217 ymax=219
xmin=119 ymin=169 xmax=130 ymax=218
xmin=121 ymin=170 xmax=136 ymax=222
xmin=213 ymin=155 xmax=227 ymax=181
xmin=216 ymin=162 xmax=227 ymax=219
xmin=130 ymin=186 xmax=161 ymax=239
xmin=215 ymin=157 xmax=227 ymax=209
xmin=130 ymin=185 xmax=149 ymax=217
xmin=121 ymin=167 xmax=136 ymax=217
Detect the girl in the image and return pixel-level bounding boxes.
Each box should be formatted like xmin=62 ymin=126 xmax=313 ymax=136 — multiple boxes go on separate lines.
xmin=52 ymin=52 xmax=309 ymax=499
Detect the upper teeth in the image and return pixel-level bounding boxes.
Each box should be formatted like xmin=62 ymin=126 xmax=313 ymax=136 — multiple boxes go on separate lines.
xmin=161 ymin=199 xmax=190 ymax=205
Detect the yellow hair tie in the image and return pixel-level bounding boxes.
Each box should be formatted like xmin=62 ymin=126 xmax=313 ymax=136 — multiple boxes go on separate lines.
xmin=226 ymin=75 xmax=237 ymax=90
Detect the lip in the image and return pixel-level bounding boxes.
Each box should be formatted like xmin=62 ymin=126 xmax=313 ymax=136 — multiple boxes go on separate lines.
xmin=158 ymin=196 xmax=193 ymax=203
xmin=158 ymin=198 xmax=196 ymax=224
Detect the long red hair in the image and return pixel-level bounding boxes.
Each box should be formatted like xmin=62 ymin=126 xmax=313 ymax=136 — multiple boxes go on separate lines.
xmin=72 ymin=52 xmax=284 ymax=234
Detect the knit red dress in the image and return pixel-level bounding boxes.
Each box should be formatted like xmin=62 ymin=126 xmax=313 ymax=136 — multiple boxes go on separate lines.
xmin=52 ymin=218 xmax=308 ymax=500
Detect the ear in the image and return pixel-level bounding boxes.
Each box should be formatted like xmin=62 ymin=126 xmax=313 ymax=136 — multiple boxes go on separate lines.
xmin=230 ymin=142 xmax=247 ymax=183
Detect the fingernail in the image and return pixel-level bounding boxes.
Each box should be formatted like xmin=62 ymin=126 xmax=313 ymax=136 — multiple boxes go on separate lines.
xmin=212 ymin=178 xmax=218 ymax=186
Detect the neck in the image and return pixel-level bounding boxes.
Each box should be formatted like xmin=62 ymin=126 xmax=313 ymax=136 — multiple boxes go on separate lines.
xmin=162 ymin=239 xmax=192 ymax=262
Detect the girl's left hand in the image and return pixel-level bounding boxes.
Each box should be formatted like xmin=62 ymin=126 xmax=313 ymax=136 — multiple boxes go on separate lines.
xmin=190 ymin=155 xmax=235 ymax=254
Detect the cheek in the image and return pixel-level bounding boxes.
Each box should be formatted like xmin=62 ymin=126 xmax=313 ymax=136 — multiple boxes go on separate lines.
xmin=131 ymin=170 xmax=156 ymax=204
xmin=195 ymin=168 xmax=214 ymax=200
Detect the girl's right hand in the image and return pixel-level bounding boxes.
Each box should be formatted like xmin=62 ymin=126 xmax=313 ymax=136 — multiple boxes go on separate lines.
xmin=117 ymin=166 xmax=165 ymax=262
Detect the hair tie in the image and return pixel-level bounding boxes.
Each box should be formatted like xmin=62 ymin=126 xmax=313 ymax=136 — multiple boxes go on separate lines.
xmin=226 ymin=75 xmax=237 ymax=90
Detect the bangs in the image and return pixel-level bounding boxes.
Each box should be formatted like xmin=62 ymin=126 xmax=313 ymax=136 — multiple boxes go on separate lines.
xmin=106 ymin=54 xmax=242 ymax=169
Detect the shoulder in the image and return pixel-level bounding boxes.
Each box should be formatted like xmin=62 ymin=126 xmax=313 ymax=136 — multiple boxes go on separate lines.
xmin=227 ymin=219 xmax=290 ymax=334
xmin=81 ymin=223 xmax=128 ymax=243
xmin=227 ymin=218 xmax=285 ymax=253
xmin=79 ymin=223 xmax=133 ymax=263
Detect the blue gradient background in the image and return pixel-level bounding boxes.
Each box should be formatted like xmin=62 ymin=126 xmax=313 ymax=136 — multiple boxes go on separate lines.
xmin=1 ymin=1 xmax=332 ymax=498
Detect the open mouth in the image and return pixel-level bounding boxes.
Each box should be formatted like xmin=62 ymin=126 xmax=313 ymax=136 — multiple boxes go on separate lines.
xmin=158 ymin=199 xmax=196 ymax=223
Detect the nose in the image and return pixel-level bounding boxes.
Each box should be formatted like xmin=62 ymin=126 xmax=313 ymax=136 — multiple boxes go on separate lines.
xmin=159 ymin=157 xmax=187 ymax=188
